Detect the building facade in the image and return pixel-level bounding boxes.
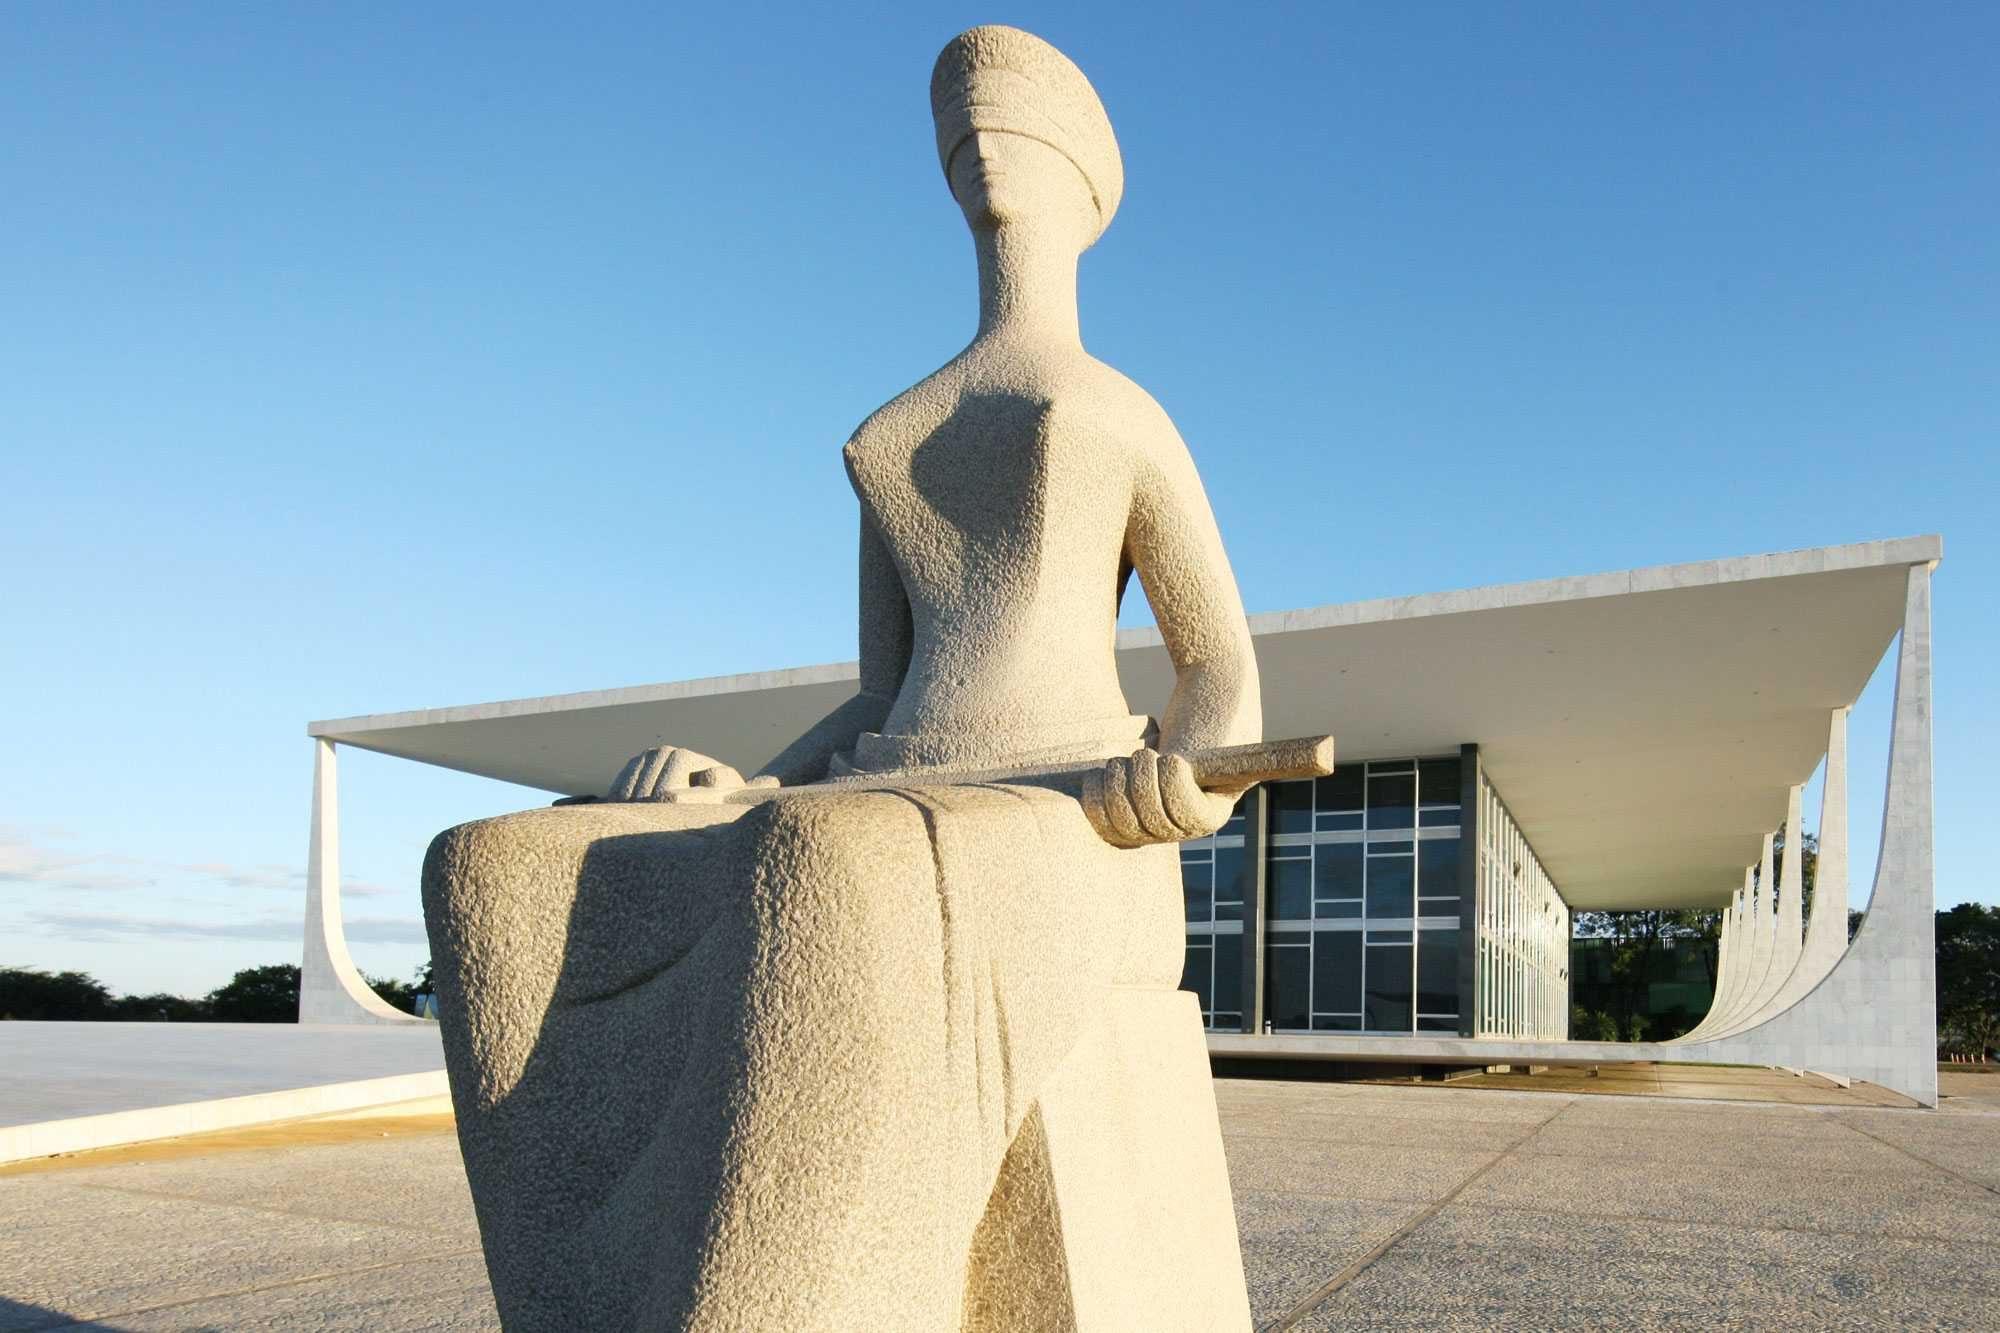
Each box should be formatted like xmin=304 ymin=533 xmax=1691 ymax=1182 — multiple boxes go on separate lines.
xmin=296 ymin=538 xmax=1941 ymax=1104
xmin=1180 ymin=750 xmax=1570 ymax=1040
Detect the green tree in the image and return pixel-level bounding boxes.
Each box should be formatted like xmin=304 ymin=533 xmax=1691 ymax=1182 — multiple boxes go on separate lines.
xmin=368 ymin=961 xmax=433 ymax=1015
xmin=205 ymin=963 xmax=300 ymax=1023
xmin=1937 ymin=904 xmax=2000 ymax=1060
xmin=108 ymin=992 xmax=212 ymax=1022
xmin=0 ymin=967 xmax=115 ymax=1020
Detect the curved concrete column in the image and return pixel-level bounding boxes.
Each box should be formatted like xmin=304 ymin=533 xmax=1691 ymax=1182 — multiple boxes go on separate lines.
xmin=1686 ymin=562 xmax=1937 ymax=1105
xmin=299 ymin=738 xmax=423 ymax=1025
xmin=1709 ymin=835 xmax=1775 ymax=1032
xmin=1717 ymin=712 xmax=1850 ymax=1035
xmin=1675 ymin=876 xmax=1748 ymax=1043
xmin=1708 ymin=787 xmax=1806 ymax=1038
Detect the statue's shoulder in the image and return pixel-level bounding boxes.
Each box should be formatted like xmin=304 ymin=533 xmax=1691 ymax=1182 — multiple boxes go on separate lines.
xmin=1051 ymin=356 xmax=1190 ymax=464
xmin=843 ymin=362 xmax=963 ymax=461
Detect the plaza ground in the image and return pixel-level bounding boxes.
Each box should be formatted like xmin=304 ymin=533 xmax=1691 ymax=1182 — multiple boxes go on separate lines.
xmin=2 ymin=1069 xmax=1995 ymax=1331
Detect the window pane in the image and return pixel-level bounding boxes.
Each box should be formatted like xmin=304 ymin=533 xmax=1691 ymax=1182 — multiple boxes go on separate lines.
xmin=1214 ymin=936 xmax=1242 ymax=1023
xmin=1267 ymin=946 xmax=1310 ymax=1030
xmin=1418 ymin=897 xmax=1460 ymax=918
xmin=1312 ymin=1013 xmax=1362 ymax=1031
xmin=1316 ymin=899 xmax=1362 ymax=920
xmin=1181 ymin=940 xmax=1212 ymax=1012
xmin=1365 ymin=943 xmax=1413 ymax=1031
xmin=1417 ymin=1015 xmax=1459 ymax=1033
xmin=1368 ymin=772 xmax=1416 ymax=824
xmin=1270 ymin=779 xmax=1314 ymax=835
xmin=1313 ymin=931 xmax=1362 ymax=1014
xmin=1221 ymin=796 xmax=1249 ymax=835
xmin=1215 ymin=845 xmax=1246 ymax=906
xmin=1419 ymin=758 xmax=1462 ymax=806
xmin=1271 ymin=857 xmax=1312 ymax=920
xmin=1419 ymin=838 xmax=1461 ymax=901
xmin=1316 ymin=767 xmax=1364 ymax=814
xmin=1367 ymin=856 xmax=1415 ymax=919
xmin=1315 ymin=841 xmax=1363 ymax=899
xmin=1369 ymin=774 xmax=1415 ymax=829
xmin=1183 ymin=863 xmax=1211 ymax=922
xmin=1216 ymin=900 xmax=1244 ymax=922
xmin=1419 ymin=807 xmax=1462 ymax=827
xmin=1418 ymin=931 xmax=1460 ymax=1017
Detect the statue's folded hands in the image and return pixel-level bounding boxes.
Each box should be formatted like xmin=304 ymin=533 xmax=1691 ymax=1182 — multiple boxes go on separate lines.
xmin=607 ymin=745 xmax=781 ymax=801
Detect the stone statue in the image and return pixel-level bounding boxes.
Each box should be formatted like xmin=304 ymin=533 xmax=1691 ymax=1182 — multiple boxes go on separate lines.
xmin=423 ymin=25 xmax=1329 ymax=1331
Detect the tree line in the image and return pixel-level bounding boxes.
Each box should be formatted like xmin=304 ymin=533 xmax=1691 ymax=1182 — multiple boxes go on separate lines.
xmin=0 ymin=961 xmax=433 ymax=1023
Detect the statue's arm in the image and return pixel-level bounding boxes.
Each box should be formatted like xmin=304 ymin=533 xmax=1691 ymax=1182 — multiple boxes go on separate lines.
xmin=1124 ymin=421 xmax=1262 ymax=755
xmin=749 ymin=510 xmax=910 ymax=785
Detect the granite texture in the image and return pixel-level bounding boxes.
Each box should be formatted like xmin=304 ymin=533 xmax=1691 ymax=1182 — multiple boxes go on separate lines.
xmin=424 ymin=24 xmax=1265 ymax=1330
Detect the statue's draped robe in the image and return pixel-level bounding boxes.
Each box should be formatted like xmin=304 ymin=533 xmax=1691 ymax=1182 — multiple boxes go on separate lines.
xmin=424 ymin=768 xmax=1188 ymax=1330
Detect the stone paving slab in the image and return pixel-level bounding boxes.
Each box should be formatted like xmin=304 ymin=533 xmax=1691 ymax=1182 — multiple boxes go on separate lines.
xmin=3 ymin=1070 xmax=1996 ymax=1331
xmin=1291 ymin=1204 xmax=2000 ymax=1332
xmin=0 ymin=1025 xmax=444 ymax=1128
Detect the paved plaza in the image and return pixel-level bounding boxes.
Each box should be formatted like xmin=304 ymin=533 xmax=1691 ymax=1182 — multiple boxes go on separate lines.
xmin=2 ymin=1070 xmax=1996 ymax=1331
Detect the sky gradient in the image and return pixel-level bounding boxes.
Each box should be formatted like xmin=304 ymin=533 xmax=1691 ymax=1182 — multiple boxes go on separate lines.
xmin=2 ymin=3 xmax=1993 ymax=997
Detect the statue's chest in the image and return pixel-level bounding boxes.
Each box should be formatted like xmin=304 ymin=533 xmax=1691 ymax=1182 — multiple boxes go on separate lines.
xmin=847 ymin=396 xmax=1093 ymax=577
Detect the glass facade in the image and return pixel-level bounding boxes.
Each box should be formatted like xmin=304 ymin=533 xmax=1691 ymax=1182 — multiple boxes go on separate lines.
xmin=1181 ymin=756 xmax=1469 ymax=1035
xmin=1179 ymin=800 xmax=1249 ymax=1029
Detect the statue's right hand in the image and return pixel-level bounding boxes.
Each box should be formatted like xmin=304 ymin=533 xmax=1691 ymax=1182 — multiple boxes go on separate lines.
xmin=608 ymin=747 xmax=778 ymax=802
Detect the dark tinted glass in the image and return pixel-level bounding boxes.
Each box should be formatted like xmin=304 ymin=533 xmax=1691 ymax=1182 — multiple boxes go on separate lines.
xmin=1419 ymin=839 xmax=1461 ymax=901
xmin=1368 ymin=774 xmax=1415 ymax=829
xmin=1316 ymin=899 xmax=1362 ymax=920
xmin=1312 ymin=1013 xmax=1363 ymax=1031
xmin=1222 ymin=794 xmax=1250 ymax=833
xmin=1418 ymin=897 xmax=1459 ymax=918
xmin=1312 ymin=930 xmax=1363 ymax=1013
xmin=1182 ymin=862 xmax=1211 ymax=922
xmin=1267 ymin=945 xmax=1310 ymax=1030
xmin=1366 ymin=855 xmax=1415 ymax=919
xmin=1417 ymin=931 xmax=1460 ymax=1016
xmin=1215 ymin=846 xmax=1245 ymax=905
xmin=1271 ymin=858 xmax=1312 ymax=920
xmin=1418 ymin=758 xmax=1462 ymax=806
xmin=1216 ymin=900 xmax=1243 ymax=922
xmin=1314 ymin=841 xmax=1363 ymax=899
xmin=1270 ymin=780 xmax=1314 ymax=834
xmin=1417 ymin=1014 xmax=1459 ymax=1033
xmin=1213 ymin=936 xmax=1242 ymax=1022
xmin=1365 ymin=944 xmax=1413 ymax=1031
xmin=1180 ymin=940 xmax=1212 ymax=1011
xmin=1316 ymin=767 xmax=1364 ymax=813
xmin=1419 ymin=807 xmax=1462 ymax=827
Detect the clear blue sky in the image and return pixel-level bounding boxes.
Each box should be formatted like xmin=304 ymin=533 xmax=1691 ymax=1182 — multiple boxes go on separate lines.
xmin=2 ymin=3 xmax=1992 ymax=997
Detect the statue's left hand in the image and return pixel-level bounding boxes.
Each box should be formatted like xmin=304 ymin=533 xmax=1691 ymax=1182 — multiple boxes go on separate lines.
xmin=609 ymin=746 xmax=781 ymax=802
xmin=1086 ymin=748 xmax=1240 ymax=848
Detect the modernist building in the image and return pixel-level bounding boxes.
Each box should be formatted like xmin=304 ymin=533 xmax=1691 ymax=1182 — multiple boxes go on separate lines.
xmin=300 ymin=537 xmax=1941 ymax=1104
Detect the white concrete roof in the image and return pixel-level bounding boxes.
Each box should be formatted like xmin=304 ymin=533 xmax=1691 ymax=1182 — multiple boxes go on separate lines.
xmin=312 ymin=536 xmax=1939 ymax=912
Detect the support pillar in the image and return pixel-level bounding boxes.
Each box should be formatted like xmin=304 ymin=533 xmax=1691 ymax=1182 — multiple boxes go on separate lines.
xmin=299 ymin=737 xmax=423 ymax=1025
xmin=1690 ymin=561 xmax=1938 ymax=1105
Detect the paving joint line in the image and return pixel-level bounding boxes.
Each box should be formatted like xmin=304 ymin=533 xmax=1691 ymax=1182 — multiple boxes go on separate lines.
xmin=1257 ymin=1097 xmax=1576 ymax=1331
xmin=60 ymin=1178 xmax=472 ymax=1239
xmin=1836 ymin=1114 xmax=2000 ymax=1199
xmin=28 ymin=1246 xmax=487 ymax=1329
xmin=1446 ymin=1194 xmax=2000 ymax=1252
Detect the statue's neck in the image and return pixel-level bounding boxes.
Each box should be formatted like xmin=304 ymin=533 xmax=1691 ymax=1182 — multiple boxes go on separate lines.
xmin=972 ymin=225 xmax=1082 ymax=348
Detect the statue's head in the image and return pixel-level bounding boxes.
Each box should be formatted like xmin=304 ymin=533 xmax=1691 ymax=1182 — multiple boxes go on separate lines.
xmin=931 ymin=26 xmax=1123 ymax=251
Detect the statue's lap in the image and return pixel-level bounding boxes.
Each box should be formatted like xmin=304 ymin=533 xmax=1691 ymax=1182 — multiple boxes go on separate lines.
xmin=421 ymin=781 xmax=1190 ymax=1326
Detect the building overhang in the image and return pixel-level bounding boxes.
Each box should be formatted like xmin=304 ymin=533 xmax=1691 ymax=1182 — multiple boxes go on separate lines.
xmin=310 ymin=536 xmax=1938 ymax=913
